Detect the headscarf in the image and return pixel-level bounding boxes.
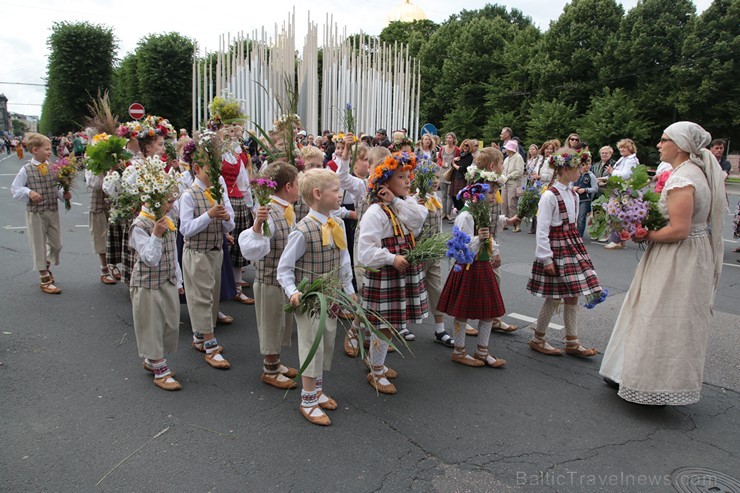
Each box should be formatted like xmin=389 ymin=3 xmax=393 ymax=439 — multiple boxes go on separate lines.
xmin=664 ymin=121 xmax=727 ymax=307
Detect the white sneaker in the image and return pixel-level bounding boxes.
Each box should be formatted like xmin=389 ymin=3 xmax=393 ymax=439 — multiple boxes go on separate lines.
xmin=604 ymin=242 xmax=624 ymax=250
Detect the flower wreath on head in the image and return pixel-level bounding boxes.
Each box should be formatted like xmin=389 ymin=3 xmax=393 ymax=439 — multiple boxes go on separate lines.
xmin=390 ymin=137 xmax=414 ymax=152
xmin=117 ymin=115 xmax=175 ymax=141
xmin=368 ymin=151 xmax=417 ymax=201
xmin=549 ymin=149 xmax=591 ymax=170
xmin=207 ymin=115 xmax=223 ymax=132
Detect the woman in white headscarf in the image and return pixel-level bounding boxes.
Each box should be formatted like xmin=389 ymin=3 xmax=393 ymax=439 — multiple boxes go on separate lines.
xmin=599 ymin=122 xmax=726 ymax=406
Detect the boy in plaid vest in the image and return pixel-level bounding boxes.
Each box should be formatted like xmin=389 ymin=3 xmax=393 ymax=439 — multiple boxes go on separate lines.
xmin=277 ymin=168 xmax=355 ymax=426
xmin=129 ymin=196 xmax=183 ymax=390
xmin=11 ymin=133 xmax=71 ymax=294
xmin=526 ymin=148 xmax=602 ymax=357
xmin=180 ymin=158 xmax=235 ymax=369
xmin=85 ymin=168 xmax=116 ymax=284
xmin=238 ymin=162 xmax=300 ymax=390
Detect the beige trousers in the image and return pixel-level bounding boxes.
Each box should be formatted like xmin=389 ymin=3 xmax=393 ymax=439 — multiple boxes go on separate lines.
xmin=25 ymin=210 xmax=62 ymax=271
xmin=294 ymin=310 xmax=337 ymax=378
xmin=182 ymin=249 xmax=222 ymax=334
xmin=130 ymin=283 xmax=180 ymax=359
xmin=89 ymin=211 xmax=109 ymax=255
xmin=501 ymin=184 xmax=520 ymax=219
xmin=255 ymin=282 xmax=293 ymax=355
xmin=423 ymin=260 xmax=443 ymax=317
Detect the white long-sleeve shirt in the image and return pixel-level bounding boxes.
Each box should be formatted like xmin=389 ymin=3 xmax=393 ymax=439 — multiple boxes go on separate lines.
xmin=611 ymin=154 xmax=639 ymax=179
xmin=178 ymin=176 xmax=235 ymax=237
xmin=334 ymin=157 xmax=367 ymax=206
xmin=238 ymin=195 xmax=293 ymax=262
xmin=454 ymin=209 xmax=508 ymax=257
xmin=85 ymin=170 xmax=103 ymax=191
xmin=128 ymin=207 xmax=183 ymax=289
xmin=276 ymin=208 xmax=354 ymax=298
xmin=357 ymin=198 xmax=428 ymax=268
xmin=11 ymin=159 xmax=65 ymax=202
xmin=535 ymin=181 xmax=578 ymax=264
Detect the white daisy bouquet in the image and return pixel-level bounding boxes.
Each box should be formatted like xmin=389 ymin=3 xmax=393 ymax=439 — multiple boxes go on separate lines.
xmin=133 ymin=156 xmax=181 ymax=219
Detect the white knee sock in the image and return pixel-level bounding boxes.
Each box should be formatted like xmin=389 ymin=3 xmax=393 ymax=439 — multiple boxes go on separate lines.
xmin=453 ymin=319 xmax=466 ymax=350
xmin=369 ymin=334 xmax=388 ymax=374
xmin=563 ymin=303 xmax=578 ymax=337
xmin=476 ymin=320 xmax=493 ymax=349
xmin=536 ymin=299 xmax=560 ymax=336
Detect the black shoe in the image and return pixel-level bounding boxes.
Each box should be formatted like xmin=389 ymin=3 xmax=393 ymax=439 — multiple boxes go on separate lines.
xmin=603 ymin=377 xmax=619 ymax=389
xmin=434 ymin=331 xmax=455 ymax=348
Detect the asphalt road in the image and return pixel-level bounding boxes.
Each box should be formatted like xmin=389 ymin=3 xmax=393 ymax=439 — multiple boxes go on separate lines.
xmin=1 ymin=151 xmax=738 ymax=492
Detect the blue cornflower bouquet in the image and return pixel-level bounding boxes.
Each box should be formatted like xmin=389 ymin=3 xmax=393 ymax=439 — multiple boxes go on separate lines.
xmin=446 ymin=226 xmax=476 ymax=272
xmin=411 ymin=161 xmax=440 ymax=197
xmin=518 ymin=181 xmax=545 ymax=223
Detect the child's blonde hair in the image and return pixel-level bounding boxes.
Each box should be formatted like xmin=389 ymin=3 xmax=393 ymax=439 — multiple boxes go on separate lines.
xmin=25 ymin=133 xmax=50 ymax=151
xmin=299 ymin=168 xmax=338 ymax=205
xmin=356 ymin=144 xmax=369 ymax=161
xmin=301 ymin=145 xmax=324 ymax=165
xmin=367 ymin=146 xmax=391 ymax=169
xmin=475 ymin=147 xmax=503 ymax=171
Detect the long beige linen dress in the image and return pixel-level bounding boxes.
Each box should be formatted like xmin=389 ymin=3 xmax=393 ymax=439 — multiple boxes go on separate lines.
xmin=599 ymin=161 xmax=713 ymax=405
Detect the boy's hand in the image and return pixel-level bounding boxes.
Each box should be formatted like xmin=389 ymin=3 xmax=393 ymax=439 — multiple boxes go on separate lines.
xmin=506 ymin=215 xmax=520 ymax=226
xmin=348 ymin=210 xmax=358 ymax=220
xmin=349 ymin=293 xmax=359 ymax=303
xmin=208 ymin=204 xmax=226 ymax=219
xmin=29 ymin=191 xmax=42 ymax=203
xmin=377 ymin=185 xmax=396 ymax=204
xmin=253 ymin=205 xmax=269 ymax=234
xmin=225 ymin=233 xmax=234 ymax=245
xmin=492 ymin=255 xmax=501 ymax=269
xmin=478 ymin=227 xmax=490 ymax=240
xmin=290 ymin=291 xmax=302 ymax=307
xmin=178 ymin=287 xmax=185 ymax=295
xmin=152 ymin=217 xmax=168 ymax=238
xmin=543 ymin=263 xmax=557 ymax=276
xmin=63 ymin=191 xmax=72 ymax=200
xmin=392 ymin=255 xmax=409 ymax=272
xmin=416 ymin=197 xmax=427 ymax=205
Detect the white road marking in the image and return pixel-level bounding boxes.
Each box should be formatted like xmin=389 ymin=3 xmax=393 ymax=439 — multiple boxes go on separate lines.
xmin=75 ymin=224 xmax=90 ymax=228
xmin=71 ymin=202 xmax=83 ymax=206
xmin=3 ymin=225 xmax=27 ymax=230
xmin=0 ymin=173 xmax=19 ymax=176
xmin=723 ymin=239 xmax=738 ymax=243
xmin=723 ymin=262 xmax=739 ymax=268
xmin=508 ymin=312 xmax=564 ymax=330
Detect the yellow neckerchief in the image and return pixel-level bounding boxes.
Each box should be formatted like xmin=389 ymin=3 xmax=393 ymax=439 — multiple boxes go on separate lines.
xmin=139 ymin=210 xmax=176 ymax=231
xmin=308 ymin=214 xmax=347 ymax=250
xmin=425 ymin=194 xmax=443 ymax=211
xmin=271 ymin=198 xmax=295 ymax=226
xmin=381 ymin=204 xmax=415 ymax=248
xmin=194 ymin=182 xmax=215 ymax=206
xmin=495 ymin=189 xmax=503 ymax=204
xmin=35 ymin=161 xmax=49 ymax=176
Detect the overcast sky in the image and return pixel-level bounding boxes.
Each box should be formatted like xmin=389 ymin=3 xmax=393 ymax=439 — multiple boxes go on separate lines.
xmin=0 ymin=0 xmax=711 ymax=118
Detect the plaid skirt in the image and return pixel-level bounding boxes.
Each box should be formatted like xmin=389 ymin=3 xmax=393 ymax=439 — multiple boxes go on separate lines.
xmin=362 ymin=232 xmax=428 ymax=327
xmin=120 ymin=225 xmax=134 ymax=286
xmin=106 ymin=221 xmax=124 ymax=265
xmin=438 ymin=260 xmax=505 ymax=320
xmin=229 ymin=196 xmax=253 ymax=268
xmin=526 ymin=222 xmax=601 ymax=299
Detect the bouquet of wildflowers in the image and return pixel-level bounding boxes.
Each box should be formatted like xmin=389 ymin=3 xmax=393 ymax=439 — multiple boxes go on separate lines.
xmin=250 ymin=175 xmax=278 ymax=237
xmin=191 ymin=130 xmax=225 ymax=204
xmin=108 ymin=166 xmax=141 ymax=225
xmin=403 ymin=230 xmax=451 ymax=265
xmin=50 ymin=156 xmax=82 ymax=210
xmin=446 ymin=226 xmax=476 ymax=272
xmin=518 ymin=181 xmax=545 ymax=222
xmin=589 ymin=165 xmax=665 ymax=241
xmin=457 ymin=182 xmax=493 ymax=258
xmin=411 ymin=161 xmax=440 ymax=197
xmin=465 ymin=166 xmax=505 ymax=187
xmin=85 ymin=133 xmax=132 ymax=176
xmin=133 ymin=156 xmax=181 ymax=220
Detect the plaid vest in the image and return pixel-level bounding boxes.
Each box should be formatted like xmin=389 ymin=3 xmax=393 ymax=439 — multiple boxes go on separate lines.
xmin=183 ymin=185 xmax=222 ymax=252
xmin=129 ymin=216 xmax=178 ymax=288
xmin=419 ymin=200 xmax=442 ymax=239
xmin=255 ymin=202 xmax=292 ymax=286
xmin=89 ymin=186 xmax=108 ymax=213
xmin=294 ymin=195 xmax=310 ymax=223
xmin=24 ymin=163 xmax=58 ymax=213
xmin=294 ymin=216 xmax=341 ymax=285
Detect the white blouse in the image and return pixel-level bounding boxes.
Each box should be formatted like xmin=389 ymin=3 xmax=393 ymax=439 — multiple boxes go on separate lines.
xmin=535 ymin=181 xmax=579 ymax=264
xmin=357 ymin=198 xmax=428 ymax=268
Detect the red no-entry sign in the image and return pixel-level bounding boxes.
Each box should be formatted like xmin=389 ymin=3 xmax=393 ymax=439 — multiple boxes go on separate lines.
xmin=128 ymin=103 xmax=145 ymax=120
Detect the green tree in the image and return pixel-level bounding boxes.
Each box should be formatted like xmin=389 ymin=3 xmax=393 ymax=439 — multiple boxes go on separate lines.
xmin=675 ymin=0 xmax=740 ymax=148
xmin=530 ymin=0 xmax=624 ymax=111
xmin=39 ymin=22 xmax=116 ymax=135
xmin=579 ymin=88 xmax=652 ymax=157
xmin=601 ymin=0 xmax=695 ymax=131
xmin=135 ymin=33 xmax=194 ymax=130
xmin=110 ymin=54 xmax=140 ymax=117
xmin=380 ymin=20 xmax=438 ymax=58
xmin=524 ymin=98 xmax=578 ymax=144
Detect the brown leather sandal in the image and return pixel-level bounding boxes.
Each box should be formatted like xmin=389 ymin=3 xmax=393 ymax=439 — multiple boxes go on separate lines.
xmin=317 ymin=391 xmax=337 ymax=410
xmin=492 ymin=323 xmax=519 ymax=333
xmin=564 ymin=339 xmax=599 ymax=357
xmin=367 ymin=372 xmax=397 ymax=394
xmin=474 ymin=345 xmax=507 ymax=368
xmin=100 ymin=271 xmax=117 ymax=284
xmin=110 ymin=266 xmax=122 ymax=280
xmin=344 ymin=331 xmax=359 ymax=358
xmin=279 ymin=365 xmax=298 ymax=379
xmin=300 ymin=404 xmax=331 ymax=426
xmin=528 ymin=338 xmax=563 ymax=356
xmin=362 ymin=358 xmax=398 ymax=379
xmin=451 ymin=350 xmax=485 ymax=367
xmin=40 ymin=275 xmax=61 ymax=294
xmin=153 ymin=374 xmax=182 ymax=391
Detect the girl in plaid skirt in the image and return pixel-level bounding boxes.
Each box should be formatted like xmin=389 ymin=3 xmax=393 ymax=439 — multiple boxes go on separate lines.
xmin=357 ymin=152 xmax=429 ymax=395
xmin=526 ymin=148 xmax=602 ymax=357
xmin=438 ymin=156 xmax=519 ymax=368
